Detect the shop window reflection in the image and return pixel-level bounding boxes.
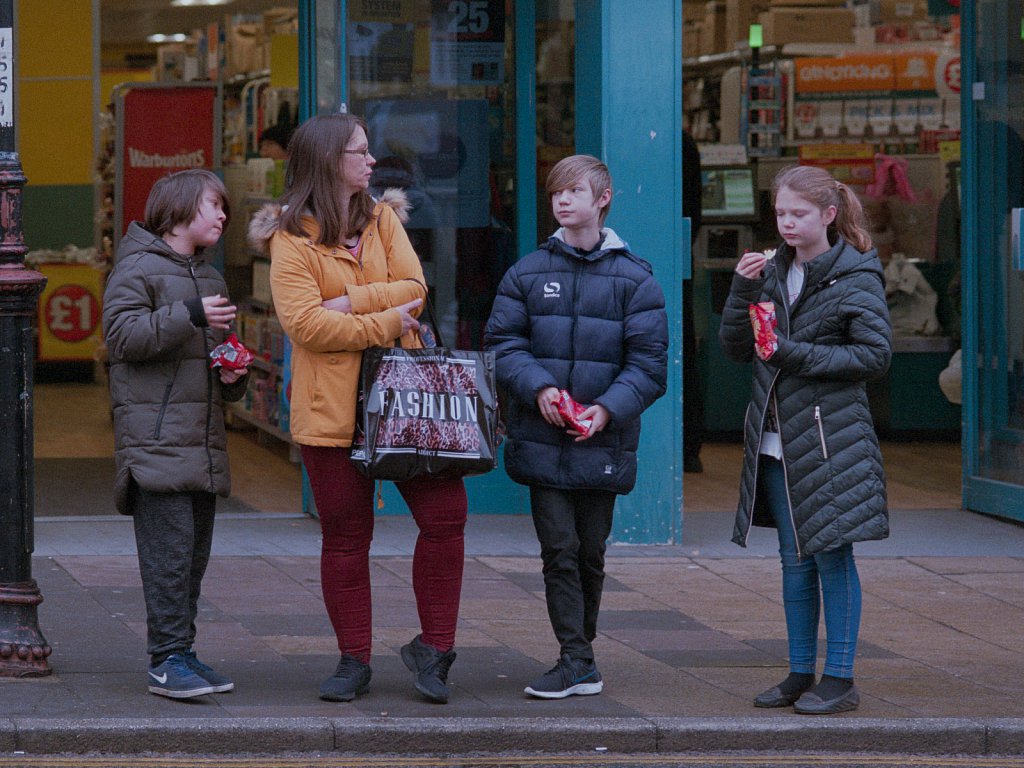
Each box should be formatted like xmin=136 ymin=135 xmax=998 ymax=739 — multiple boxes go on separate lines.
xmin=343 ymin=1 xmax=516 ymax=353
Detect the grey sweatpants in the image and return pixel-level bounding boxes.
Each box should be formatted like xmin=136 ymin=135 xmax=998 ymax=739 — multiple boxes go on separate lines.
xmin=130 ymin=485 xmax=216 ymax=663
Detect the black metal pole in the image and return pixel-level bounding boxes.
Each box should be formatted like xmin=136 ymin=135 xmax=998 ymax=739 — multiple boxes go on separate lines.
xmin=0 ymin=0 xmax=51 ymax=677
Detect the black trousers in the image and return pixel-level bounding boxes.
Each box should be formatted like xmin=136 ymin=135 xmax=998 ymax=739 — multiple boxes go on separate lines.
xmin=130 ymin=485 xmax=216 ymax=663
xmin=529 ymin=486 xmax=616 ymax=660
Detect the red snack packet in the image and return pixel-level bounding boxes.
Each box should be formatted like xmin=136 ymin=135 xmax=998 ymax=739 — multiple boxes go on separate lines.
xmin=556 ymin=389 xmax=593 ymax=437
xmin=209 ymin=333 xmax=255 ymax=370
xmin=748 ymin=301 xmax=778 ymax=361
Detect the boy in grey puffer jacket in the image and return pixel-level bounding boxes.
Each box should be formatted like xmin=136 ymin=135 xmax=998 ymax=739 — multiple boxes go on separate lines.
xmin=103 ymin=170 xmax=249 ymax=700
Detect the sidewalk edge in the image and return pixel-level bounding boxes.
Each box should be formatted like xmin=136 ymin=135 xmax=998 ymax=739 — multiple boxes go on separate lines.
xmin=3 ymin=716 xmax=1024 ymax=756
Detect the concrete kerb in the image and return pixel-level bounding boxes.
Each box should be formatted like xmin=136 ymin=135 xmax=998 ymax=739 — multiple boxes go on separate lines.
xmin=2 ymin=717 xmax=1024 ymax=756
xmin=328 ymin=717 xmax=657 ymax=753
xmin=8 ymin=718 xmax=335 ymax=755
xmin=651 ymin=717 xmax=990 ymax=755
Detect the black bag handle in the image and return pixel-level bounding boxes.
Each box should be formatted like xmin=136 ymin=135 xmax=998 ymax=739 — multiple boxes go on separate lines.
xmin=401 ymin=277 xmax=446 ymax=349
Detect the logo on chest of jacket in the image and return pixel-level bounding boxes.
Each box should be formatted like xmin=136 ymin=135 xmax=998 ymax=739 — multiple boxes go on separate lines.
xmin=543 ymin=282 xmax=561 ymax=298
xmin=604 ymin=464 xmax=613 ymax=474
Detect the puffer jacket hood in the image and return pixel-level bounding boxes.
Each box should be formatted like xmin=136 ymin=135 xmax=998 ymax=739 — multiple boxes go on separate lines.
xmin=103 ymin=222 xmax=248 ymax=514
xmin=719 ymin=236 xmax=892 ymax=556
xmin=484 ymin=228 xmax=669 ymax=494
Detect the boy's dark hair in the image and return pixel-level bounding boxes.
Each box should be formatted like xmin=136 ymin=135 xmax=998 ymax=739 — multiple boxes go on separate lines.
xmin=545 ymin=154 xmax=613 ymax=225
xmin=260 ymin=122 xmax=294 ymax=152
xmin=144 ymin=169 xmax=231 ymax=239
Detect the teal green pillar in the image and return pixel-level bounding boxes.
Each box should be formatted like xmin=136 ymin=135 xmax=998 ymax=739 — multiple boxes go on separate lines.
xmin=575 ymin=0 xmax=685 ymax=544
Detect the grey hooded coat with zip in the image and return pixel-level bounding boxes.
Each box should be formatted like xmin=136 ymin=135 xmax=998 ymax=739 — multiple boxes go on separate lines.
xmin=103 ymin=222 xmax=248 ymax=515
xmin=718 ymin=236 xmax=892 ymax=556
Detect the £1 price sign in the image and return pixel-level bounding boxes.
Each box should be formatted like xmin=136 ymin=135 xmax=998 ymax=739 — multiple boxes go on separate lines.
xmin=38 ymin=264 xmax=104 ymax=361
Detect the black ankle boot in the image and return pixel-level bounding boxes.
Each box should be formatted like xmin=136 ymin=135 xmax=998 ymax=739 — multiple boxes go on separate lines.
xmin=401 ymin=634 xmax=456 ymax=704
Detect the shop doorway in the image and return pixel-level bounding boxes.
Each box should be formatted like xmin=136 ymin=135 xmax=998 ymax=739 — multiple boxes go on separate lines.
xmin=961 ymin=1 xmax=1024 ymax=521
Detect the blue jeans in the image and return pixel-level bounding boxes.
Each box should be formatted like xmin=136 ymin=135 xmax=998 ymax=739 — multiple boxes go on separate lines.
xmin=760 ymin=456 xmax=861 ymax=679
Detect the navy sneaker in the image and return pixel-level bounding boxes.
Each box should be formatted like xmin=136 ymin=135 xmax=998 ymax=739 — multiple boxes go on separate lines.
xmin=182 ymin=649 xmax=234 ymax=693
xmin=147 ymin=654 xmax=215 ymax=699
xmin=400 ymin=634 xmax=456 ymax=704
xmin=319 ymin=655 xmax=372 ymax=702
xmin=524 ymin=653 xmax=603 ymax=699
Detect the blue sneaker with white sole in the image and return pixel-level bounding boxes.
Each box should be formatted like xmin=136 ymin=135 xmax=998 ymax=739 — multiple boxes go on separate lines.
xmin=147 ymin=653 xmax=215 ymax=699
xmin=182 ymin=648 xmax=234 ymax=693
xmin=524 ymin=653 xmax=603 ymax=699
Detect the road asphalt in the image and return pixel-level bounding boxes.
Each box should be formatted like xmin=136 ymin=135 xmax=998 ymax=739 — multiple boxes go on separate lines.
xmin=1 ymin=508 xmax=1023 ymax=758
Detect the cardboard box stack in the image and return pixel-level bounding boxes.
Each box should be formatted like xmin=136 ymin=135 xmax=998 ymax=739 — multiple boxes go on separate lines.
xmin=726 ymin=0 xmax=771 ymax=51
xmin=684 ymin=2 xmax=703 ymax=59
xmin=700 ymin=1 xmax=727 ymax=56
xmin=758 ymin=0 xmax=856 ymax=47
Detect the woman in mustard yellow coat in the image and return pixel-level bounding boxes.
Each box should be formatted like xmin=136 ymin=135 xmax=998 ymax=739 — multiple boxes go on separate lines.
xmin=250 ymin=113 xmax=467 ymax=705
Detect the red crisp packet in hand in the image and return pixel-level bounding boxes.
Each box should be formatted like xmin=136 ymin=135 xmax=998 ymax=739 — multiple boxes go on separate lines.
xmin=748 ymin=301 xmax=778 ymax=361
xmin=209 ymin=333 xmax=255 ymax=370
xmin=556 ymin=389 xmax=593 ymax=437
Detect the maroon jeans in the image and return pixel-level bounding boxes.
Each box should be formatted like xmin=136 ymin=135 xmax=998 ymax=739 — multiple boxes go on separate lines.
xmin=301 ymin=445 xmax=467 ymax=664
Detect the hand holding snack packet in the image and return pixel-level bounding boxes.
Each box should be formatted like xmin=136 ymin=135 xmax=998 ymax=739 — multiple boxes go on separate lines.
xmin=556 ymin=389 xmax=593 ymax=437
xmin=748 ymin=301 xmax=778 ymax=361
xmin=209 ymin=333 xmax=255 ymax=370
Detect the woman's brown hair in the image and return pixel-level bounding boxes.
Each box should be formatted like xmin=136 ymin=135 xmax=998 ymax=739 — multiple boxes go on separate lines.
xmin=144 ymin=169 xmax=231 ymax=239
xmin=772 ymin=165 xmax=872 ymax=253
xmin=278 ymin=113 xmax=375 ymax=246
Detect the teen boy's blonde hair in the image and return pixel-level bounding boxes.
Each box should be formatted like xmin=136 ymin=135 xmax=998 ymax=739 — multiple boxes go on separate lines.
xmin=545 ymin=154 xmax=613 ymax=226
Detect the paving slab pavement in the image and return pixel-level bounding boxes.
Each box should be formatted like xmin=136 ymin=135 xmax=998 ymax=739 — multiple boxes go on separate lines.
xmin=1 ymin=510 xmax=1023 ymax=756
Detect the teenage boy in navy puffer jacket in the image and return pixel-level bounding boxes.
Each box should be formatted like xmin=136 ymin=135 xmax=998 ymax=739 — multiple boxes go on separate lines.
xmin=484 ymin=155 xmax=668 ymax=699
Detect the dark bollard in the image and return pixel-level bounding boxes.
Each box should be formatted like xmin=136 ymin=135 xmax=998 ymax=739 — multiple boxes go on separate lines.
xmin=0 ymin=3 xmax=52 ymax=677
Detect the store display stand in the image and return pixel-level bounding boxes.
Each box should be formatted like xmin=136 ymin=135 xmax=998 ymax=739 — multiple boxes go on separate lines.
xmin=742 ymin=60 xmax=783 ymax=158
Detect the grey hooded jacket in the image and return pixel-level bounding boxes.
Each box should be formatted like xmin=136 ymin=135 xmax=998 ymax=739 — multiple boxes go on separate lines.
xmin=103 ymin=222 xmax=248 ymax=515
xmin=718 ymin=236 xmax=892 ymax=556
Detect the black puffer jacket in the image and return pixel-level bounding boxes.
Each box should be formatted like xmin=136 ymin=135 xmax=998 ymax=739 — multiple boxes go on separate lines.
xmin=718 ymin=236 xmax=892 ymax=555
xmin=484 ymin=229 xmax=668 ymax=494
xmin=103 ymin=222 xmax=248 ymax=515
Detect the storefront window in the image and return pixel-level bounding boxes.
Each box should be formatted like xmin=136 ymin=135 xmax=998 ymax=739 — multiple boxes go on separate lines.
xmin=971 ymin=1 xmax=1024 ymax=484
xmin=535 ymin=2 xmax=574 ymax=243
xmin=314 ymin=0 xmax=517 ymax=351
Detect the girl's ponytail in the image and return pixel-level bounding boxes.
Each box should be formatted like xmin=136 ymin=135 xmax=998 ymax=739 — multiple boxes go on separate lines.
xmin=834 ymin=183 xmax=872 ymax=252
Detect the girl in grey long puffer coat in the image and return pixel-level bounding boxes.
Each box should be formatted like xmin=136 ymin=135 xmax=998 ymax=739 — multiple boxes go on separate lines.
xmin=719 ymin=165 xmax=892 ymax=715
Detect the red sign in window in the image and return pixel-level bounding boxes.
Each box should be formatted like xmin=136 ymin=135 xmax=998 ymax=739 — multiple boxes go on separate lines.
xmin=46 ymin=284 xmax=99 ymax=343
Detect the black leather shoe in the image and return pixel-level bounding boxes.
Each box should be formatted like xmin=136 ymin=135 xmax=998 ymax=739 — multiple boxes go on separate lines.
xmin=319 ymin=655 xmax=371 ymax=702
xmin=401 ymin=634 xmax=456 ymax=704
xmin=754 ymin=683 xmax=809 ymax=708
xmin=794 ymin=683 xmax=860 ymax=714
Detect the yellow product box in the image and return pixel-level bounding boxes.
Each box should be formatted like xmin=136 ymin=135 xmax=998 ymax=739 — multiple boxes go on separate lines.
xmin=758 ymin=8 xmax=856 ymax=46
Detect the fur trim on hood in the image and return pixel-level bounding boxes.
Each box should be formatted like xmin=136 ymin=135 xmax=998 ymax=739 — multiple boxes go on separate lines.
xmin=247 ymin=187 xmax=410 ymax=256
